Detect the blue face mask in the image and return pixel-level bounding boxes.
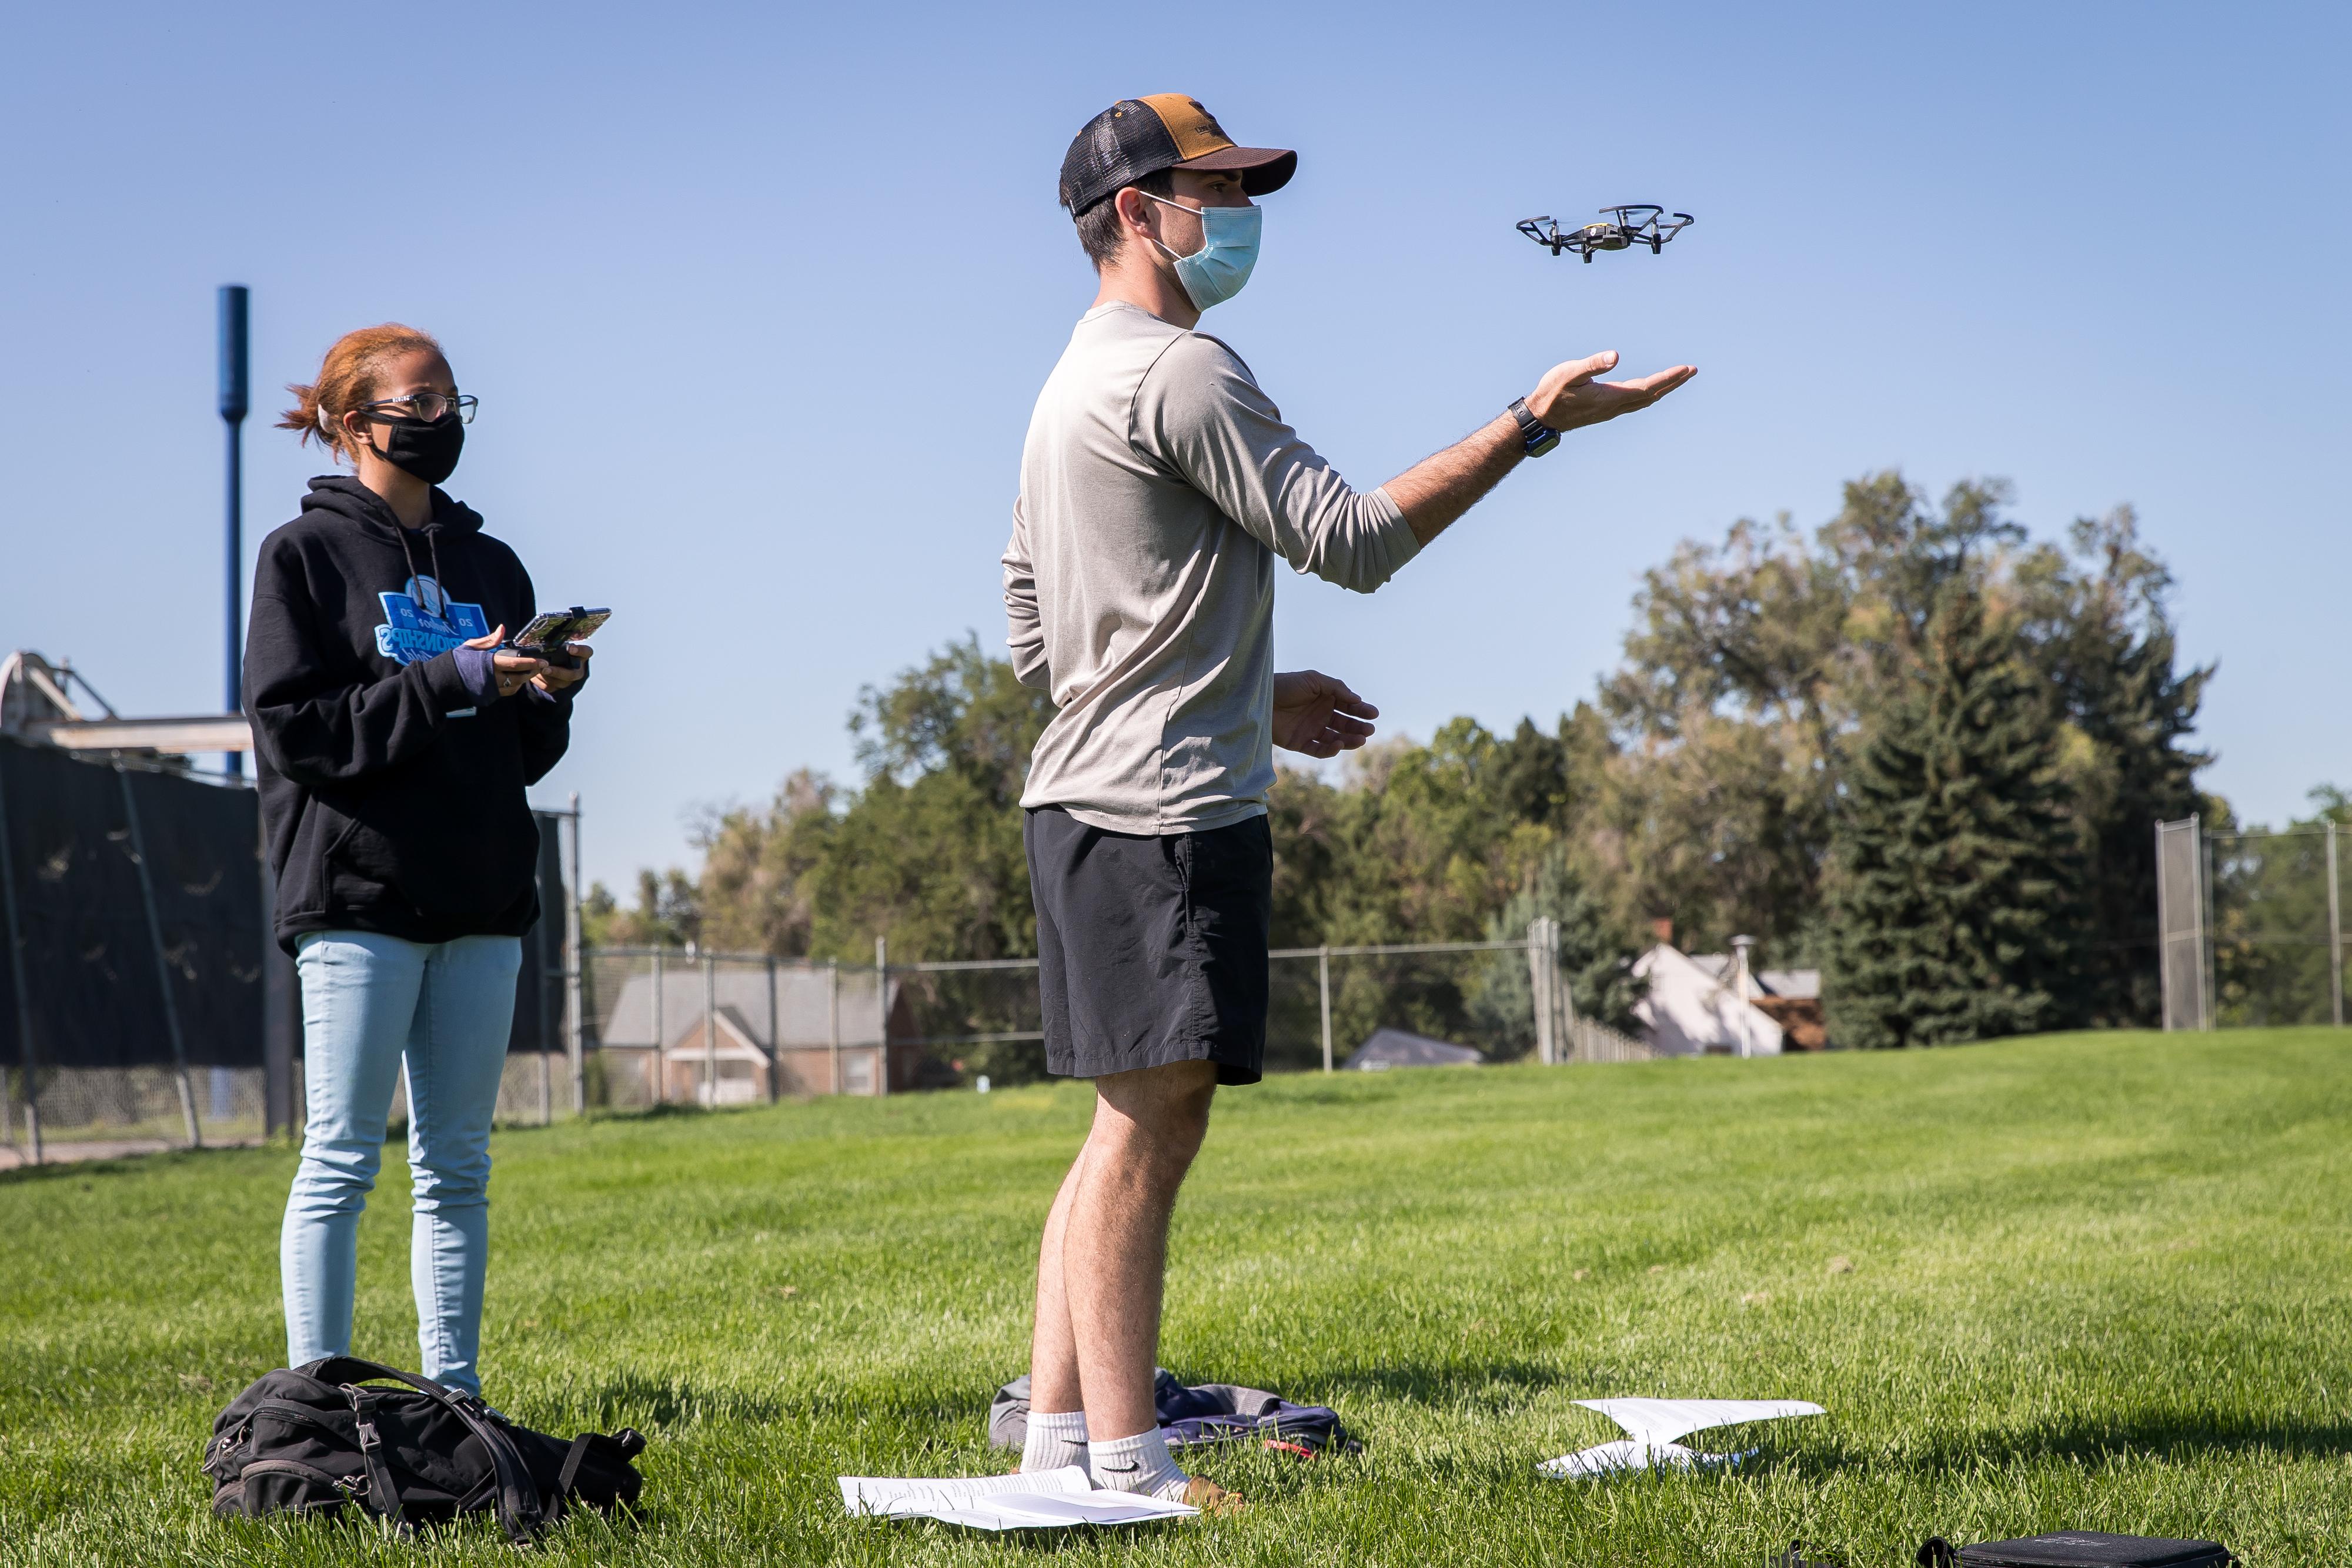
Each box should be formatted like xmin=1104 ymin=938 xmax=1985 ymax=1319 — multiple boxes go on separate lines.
xmin=1144 ymin=193 xmax=1261 ymax=311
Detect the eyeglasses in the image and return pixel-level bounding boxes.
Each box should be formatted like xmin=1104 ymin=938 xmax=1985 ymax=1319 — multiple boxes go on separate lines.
xmin=356 ymin=392 xmax=479 ymax=424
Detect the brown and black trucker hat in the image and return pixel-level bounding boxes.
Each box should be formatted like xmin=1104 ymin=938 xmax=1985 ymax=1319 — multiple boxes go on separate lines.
xmin=1058 ymin=95 xmax=1297 ymax=217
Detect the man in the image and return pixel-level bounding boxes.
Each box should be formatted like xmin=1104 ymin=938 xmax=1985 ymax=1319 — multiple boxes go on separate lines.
xmin=1002 ymin=93 xmax=1694 ymax=1509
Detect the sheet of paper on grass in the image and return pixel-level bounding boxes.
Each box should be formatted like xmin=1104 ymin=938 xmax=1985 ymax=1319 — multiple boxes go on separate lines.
xmin=838 ymin=1465 xmax=1199 ymax=1530
xmin=1539 ymin=1398 xmax=1825 ymax=1479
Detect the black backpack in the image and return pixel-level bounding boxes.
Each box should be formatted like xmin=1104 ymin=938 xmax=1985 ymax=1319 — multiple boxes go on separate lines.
xmin=203 ymin=1356 xmax=645 ymax=1544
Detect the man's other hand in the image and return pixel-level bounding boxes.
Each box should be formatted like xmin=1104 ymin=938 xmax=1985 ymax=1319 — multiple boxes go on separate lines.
xmin=1526 ymin=350 xmax=1696 ymax=433
xmin=1271 ymin=670 xmax=1378 ymax=758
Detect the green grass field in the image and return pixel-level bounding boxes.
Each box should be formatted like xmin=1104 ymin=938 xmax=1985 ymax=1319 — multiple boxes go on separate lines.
xmin=5 ymin=1029 xmax=2350 ymax=1566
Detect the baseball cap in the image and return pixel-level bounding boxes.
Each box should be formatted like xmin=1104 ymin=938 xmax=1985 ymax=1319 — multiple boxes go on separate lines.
xmin=1058 ymin=95 xmax=1297 ymax=218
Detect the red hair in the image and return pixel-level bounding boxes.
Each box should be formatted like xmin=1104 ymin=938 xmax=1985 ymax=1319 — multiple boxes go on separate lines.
xmin=278 ymin=324 xmax=446 ymax=458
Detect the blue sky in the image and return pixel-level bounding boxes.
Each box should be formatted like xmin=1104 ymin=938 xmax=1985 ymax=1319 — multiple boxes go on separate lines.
xmin=5 ymin=3 xmax=2346 ymax=898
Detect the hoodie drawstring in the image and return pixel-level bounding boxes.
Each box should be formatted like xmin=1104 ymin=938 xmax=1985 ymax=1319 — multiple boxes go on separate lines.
xmin=394 ymin=518 xmax=455 ymax=627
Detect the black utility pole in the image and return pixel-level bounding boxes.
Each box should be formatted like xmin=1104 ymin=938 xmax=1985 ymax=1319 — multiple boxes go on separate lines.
xmin=219 ymin=285 xmax=249 ymax=776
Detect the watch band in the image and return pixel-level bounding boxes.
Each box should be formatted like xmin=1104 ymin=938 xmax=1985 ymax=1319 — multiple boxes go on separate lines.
xmin=1508 ymin=397 xmax=1560 ymax=458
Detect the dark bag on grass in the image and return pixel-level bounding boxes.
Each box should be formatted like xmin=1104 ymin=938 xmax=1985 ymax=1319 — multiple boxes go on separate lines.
xmin=203 ymin=1356 xmax=645 ymax=1544
xmin=1918 ymin=1534 xmax=2236 ymax=1568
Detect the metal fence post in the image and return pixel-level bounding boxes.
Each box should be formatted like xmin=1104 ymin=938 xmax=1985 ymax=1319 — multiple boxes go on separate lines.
xmin=1318 ymin=944 xmax=1333 ymax=1073
xmin=2195 ymin=813 xmax=2215 ymax=1031
xmin=650 ymin=948 xmax=666 ymax=1105
xmin=534 ymin=870 xmax=553 ymax=1124
xmin=0 ymin=750 xmax=42 ymax=1164
xmin=117 ymin=762 xmax=201 ymax=1149
xmin=875 ymin=935 xmax=890 ymax=1098
xmin=1528 ymin=918 xmax=1559 ymax=1065
xmin=2330 ymin=821 xmax=2343 ymax=1029
xmin=566 ymin=793 xmax=585 ymax=1115
xmin=766 ymin=954 xmax=780 ymax=1103
xmin=2154 ymin=818 xmax=2172 ymax=1032
xmin=828 ymin=958 xmax=841 ymax=1096
xmin=703 ymin=952 xmax=719 ymax=1108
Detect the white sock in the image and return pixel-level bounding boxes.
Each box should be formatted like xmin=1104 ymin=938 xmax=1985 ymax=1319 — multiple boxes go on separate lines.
xmin=1086 ymin=1426 xmax=1189 ymax=1500
xmin=1021 ymin=1409 xmax=1089 ymax=1475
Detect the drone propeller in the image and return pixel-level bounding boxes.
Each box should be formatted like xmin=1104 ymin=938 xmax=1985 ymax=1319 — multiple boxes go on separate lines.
xmin=1515 ymin=216 xmax=1573 ymax=256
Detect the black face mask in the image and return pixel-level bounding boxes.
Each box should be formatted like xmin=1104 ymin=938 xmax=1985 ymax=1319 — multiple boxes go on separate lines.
xmin=372 ymin=413 xmax=466 ymax=485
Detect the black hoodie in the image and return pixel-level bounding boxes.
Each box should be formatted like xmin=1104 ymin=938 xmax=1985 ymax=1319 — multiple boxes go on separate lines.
xmin=243 ymin=476 xmax=581 ymax=954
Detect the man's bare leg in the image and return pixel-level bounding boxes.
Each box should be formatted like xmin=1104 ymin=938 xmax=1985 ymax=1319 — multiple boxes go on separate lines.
xmin=1060 ymin=1059 xmax=1228 ymax=1503
xmin=1020 ymin=1154 xmax=1090 ymax=1471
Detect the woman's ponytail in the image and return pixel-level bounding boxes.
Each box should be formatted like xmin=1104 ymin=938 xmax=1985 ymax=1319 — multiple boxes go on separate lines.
xmin=277 ymin=324 xmax=444 ymax=458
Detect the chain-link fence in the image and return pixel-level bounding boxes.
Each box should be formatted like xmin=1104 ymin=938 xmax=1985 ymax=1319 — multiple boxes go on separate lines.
xmin=579 ymin=918 xmax=1652 ymax=1099
xmin=5 ymin=735 xmax=1662 ymax=1166
xmin=1 ymin=733 xmax=584 ymax=1168
xmin=2156 ymin=814 xmax=2350 ymax=1030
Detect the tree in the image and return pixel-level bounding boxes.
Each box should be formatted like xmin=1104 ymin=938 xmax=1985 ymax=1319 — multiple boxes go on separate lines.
xmin=580 ymin=868 xmax=700 ymax=950
xmin=1597 ymin=473 xmax=2026 ymax=961
xmin=1601 ymin=474 xmax=2209 ymax=1012
xmin=598 ymin=472 xmax=2214 ymax=1056
xmin=1467 ymin=842 xmax=1646 ymax=1048
xmin=644 ymin=635 xmax=1057 ymax=965
xmin=1823 ymin=586 xmax=2087 ymax=1048
xmin=2013 ymin=507 xmax=2211 ymax=1024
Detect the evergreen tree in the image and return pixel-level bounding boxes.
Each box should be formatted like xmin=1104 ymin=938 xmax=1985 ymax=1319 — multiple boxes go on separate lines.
xmin=2020 ymin=508 xmax=2210 ymax=1025
xmin=1825 ymin=587 xmax=2086 ymax=1048
xmin=1468 ymin=842 xmax=1646 ymax=1043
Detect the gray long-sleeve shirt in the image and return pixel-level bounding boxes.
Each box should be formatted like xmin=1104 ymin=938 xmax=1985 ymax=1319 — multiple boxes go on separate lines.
xmin=1004 ymin=302 xmax=1421 ymax=835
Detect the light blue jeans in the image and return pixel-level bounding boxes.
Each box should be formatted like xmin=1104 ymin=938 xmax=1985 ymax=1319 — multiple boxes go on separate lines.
xmin=282 ymin=931 xmax=520 ymax=1394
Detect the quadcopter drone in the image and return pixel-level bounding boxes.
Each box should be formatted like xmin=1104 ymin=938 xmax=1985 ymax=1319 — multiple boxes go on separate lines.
xmin=1518 ymin=205 xmax=1694 ymax=263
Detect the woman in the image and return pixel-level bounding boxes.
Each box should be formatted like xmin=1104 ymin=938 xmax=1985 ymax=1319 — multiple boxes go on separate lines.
xmin=243 ymin=323 xmax=593 ymax=1395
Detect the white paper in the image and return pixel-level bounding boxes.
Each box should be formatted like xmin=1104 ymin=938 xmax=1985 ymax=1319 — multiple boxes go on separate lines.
xmin=1539 ymin=1398 xmax=1823 ymax=1478
xmin=838 ymin=1466 xmax=1200 ymax=1530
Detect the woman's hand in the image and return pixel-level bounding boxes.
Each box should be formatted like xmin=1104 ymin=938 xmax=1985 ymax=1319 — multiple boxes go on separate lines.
xmin=463 ymin=626 xmax=547 ymax=700
xmin=1271 ymin=670 xmax=1378 ymax=758
xmin=533 ymin=642 xmax=592 ymax=695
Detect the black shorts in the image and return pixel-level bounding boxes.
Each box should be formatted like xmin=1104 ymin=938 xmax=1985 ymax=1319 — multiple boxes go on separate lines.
xmin=1024 ymin=807 xmax=1272 ymax=1086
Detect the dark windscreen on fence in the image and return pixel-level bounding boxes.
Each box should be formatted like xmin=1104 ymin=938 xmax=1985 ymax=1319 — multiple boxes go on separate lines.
xmin=0 ymin=738 xmax=263 ymax=1071
xmin=507 ymin=813 xmax=567 ymax=1054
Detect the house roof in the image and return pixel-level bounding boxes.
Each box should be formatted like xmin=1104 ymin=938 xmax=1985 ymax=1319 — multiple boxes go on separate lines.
xmin=602 ymin=964 xmax=901 ymax=1051
xmin=1344 ymin=1027 xmax=1483 ymax=1071
xmin=1684 ymin=954 xmax=1820 ymax=999
xmin=660 ymin=1005 xmax=774 ymax=1063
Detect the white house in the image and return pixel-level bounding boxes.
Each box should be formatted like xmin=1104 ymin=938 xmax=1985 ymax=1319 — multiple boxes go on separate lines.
xmin=600 ymin=964 xmax=918 ymax=1097
xmin=1632 ymin=935 xmax=1822 ymax=1057
xmin=664 ymin=1008 xmax=773 ymax=1105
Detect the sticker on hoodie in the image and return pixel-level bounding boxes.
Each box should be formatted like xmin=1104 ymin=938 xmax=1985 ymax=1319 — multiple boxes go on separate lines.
xmin=375 ymin=576 xmax=490 ymax=665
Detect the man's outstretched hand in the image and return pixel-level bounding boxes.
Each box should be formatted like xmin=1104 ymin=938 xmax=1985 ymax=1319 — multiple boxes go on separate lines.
xmin=1272 ymin=670 xmax=1378 ymax=758
xmin=1525 ymin=350 xmax=1696 ymax=432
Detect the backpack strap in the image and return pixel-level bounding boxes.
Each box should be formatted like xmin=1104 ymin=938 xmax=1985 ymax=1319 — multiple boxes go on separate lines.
xmin=556 ymin=1429 xmax=649 ymax=1504
xmin=342 ymin=1388 xmax=407 ymax=1532
xmin=557 ymin=1432 xmax=596 ymax=1498
xmin=1781 ymin=1542 xmax=1849 ymax=1568
xmin=312 ymin=1358 xmax=546 ymax=1545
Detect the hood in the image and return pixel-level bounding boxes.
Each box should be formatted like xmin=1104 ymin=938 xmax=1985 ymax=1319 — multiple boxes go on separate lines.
xmin=298 ymin=475 xmax=484 ymax=545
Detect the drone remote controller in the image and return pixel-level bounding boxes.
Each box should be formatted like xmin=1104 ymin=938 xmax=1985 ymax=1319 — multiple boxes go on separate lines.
xmin=503 ymin=607 xmax=609 ymax=671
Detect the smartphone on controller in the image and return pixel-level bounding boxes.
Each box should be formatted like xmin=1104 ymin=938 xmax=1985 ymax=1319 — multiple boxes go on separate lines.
xmin=504 ymin=607 xmax=610 ymax=670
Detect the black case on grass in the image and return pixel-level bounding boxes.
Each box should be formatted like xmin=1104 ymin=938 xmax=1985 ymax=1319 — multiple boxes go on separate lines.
xmin=1920 ymin=1533 xmax=2233 ymax=1568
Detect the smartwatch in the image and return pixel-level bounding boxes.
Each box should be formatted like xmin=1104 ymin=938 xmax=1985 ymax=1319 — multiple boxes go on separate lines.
xmin=1508 ymin=397 xmax=1561 ymax=458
